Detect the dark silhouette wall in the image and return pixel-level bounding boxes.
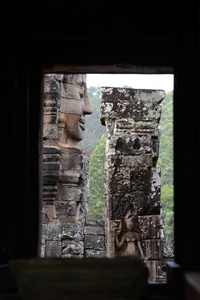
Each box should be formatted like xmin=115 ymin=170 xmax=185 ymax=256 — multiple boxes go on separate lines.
xmin=0 ymin=0 xmax=200 ymax=274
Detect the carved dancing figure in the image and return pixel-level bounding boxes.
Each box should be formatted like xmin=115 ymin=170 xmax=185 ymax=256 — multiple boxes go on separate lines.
xmin=115 ymin=212 xmax=145 ymax=259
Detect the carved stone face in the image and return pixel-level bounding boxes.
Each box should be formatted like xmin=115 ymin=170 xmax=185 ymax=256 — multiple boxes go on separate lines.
xmin=58 ymin=74 xmax=92 ymax=146
xmin=125 ymin=218 xmax=133 ymax=231
xmin=125 ymin=216 xmax=136 ymax=231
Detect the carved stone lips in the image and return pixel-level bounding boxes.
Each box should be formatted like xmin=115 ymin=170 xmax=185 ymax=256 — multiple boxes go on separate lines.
xmin=79 ymin=117 xmax=85 ymax=130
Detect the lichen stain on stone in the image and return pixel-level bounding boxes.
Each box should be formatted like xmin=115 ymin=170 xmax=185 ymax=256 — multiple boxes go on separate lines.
xmin=101 ymin=86 xmax=165 ymax=282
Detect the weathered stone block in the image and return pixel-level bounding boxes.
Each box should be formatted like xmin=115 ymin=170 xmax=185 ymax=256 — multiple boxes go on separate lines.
xmin=147 ymin=168 xmax=161 ymax=214
xmin=43 ymin=162 xmax=60 ymax=173
xmin=40 ymin=245 xmax=46 ymax=258
xmin=43 ymin=186 xmax=57 ymax=202
xmin=43 ymin=153 xmax=60 ymax=162
xmin=43 ymin=124 xmax=58 ymax=140
xmin=107 ymin=166 xmax=157 ymax=196
xmin=108 ymin=135 xmax=152 ymax=156
xmin=101 ymin=87 xmax=165 ymax=102
xmin=41 ymin=212 xmax=48 ymax=224
xmin=122 ymin=154 xmax=153 ymax=168
xmin=60 ymin=82 xmax=82 ymax=100
xmin=56 ymin=184 xmax=82 ymax=202
xmin=107 ymin=153 xmax=153 ymax=169
xmin=41 ymin=224 xmax=47 ymax=245
xmin=43 ymin=146 xmax=61 ymax=155
xmin=108 ymin=194 xmax=130 ymax=220
xmin=145 ymin=260 xmax=163 ymax=282
xmin=114 ymin=119 xmax=159 ymax=136
xmin=60 ymin=98 xmax=83 ymax=115
xmin=55 ymin=201 xmax=76 ymax=216
xmin=43 ymin=174 xmax=60 ymax=185
xmin=129 ymin=192 xmax=150 ymax=215
xmin=60 ymin=153 xmax=81 ymax=171
xmin=101 ymin=87 xmax=165 ymax=125
xmin=110 ymin=191 xmax=156 ymax=220
xmin=95 ymin=236 xmax=105 ymax=250
xmin=163 ymin=240 xmax=175 ymax=258
xmin=130 ymin=168 xmax=152 ymax=192
xmin=138 ymin=215 xmax=161 ymax=239
xmin=76 ymin=202 xmax=87 ymax=222
xmin=84 ymin=225 xmax=105 ymax=236
xmin=84 ymin=235 xmax=105 ymax=250
xmin=43 ymin=111 xmax=57 ymax=125
xmin=58 ymin=144 xmax=83 ymax=155
xmin=152 ymin=136 xmax=160 ymax=165
xmin=148 ymin=192 xmax=161 ymax=214
xmin=61 ymin=241 xmax=84 ymax=256
xmin=44 ymin=74 xmax=60 ymax=95
xmin=44 ymin=201 xmax=56 ymax=222
xmin=46 ymin=241 xmax=62 ymax=257
xmin=101 ymin=99 xmax=163 ymax=124
xmin=62 ymin=222 xmax=83 ymax=241
xmin=84 ymin=250 xmax=106 ymax=258
xmin=80 ymin=187 xmax=89 ymax=203
xmin=43 ymin=161 xmax=60 ymax=177
xmin=107 ymin=167 xmax=130 ymax=195
xmin=59 ymin=169 xmax=80 ymax=184
xmin=84 ymin=235 xmax=95 ymax=249
xmin=143 ymin=240 xmax=162 ymax=260
xmin=47 ymin=219 xmax=62 ymax=241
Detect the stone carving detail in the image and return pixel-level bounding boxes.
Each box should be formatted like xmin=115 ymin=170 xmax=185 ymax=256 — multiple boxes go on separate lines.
xmin=115 ymin=210 xmax=144 ymax=259
xmin=41 ymin=74 xmax=93 ymax=258
xmin=58 ymin=74 xmax=92 ymax=146
xmin=84 ymin=220 xmax=106 ymax=258
xmin=101 ymin=87 xmax=165 ymax=282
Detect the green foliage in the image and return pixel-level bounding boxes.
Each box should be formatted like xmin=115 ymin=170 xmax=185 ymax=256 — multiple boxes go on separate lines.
xmin=88 ymin=135 xmax=106 ymax=222
xmin=158 ymin=91 xmax=174 ymax=242
xmin=158 ymin=91 xmax=173 ymax=185
xmin=79 ymin=86 xmax=107 ymax=154
xmin=161 ymin=185 xmax=174 ymax=243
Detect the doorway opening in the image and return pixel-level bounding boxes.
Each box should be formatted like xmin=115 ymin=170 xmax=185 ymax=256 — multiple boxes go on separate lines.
xmin=41 ymin=73 xmax=174 ymax=282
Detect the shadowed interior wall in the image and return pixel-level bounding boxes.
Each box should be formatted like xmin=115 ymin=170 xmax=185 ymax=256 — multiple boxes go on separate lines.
xmin=1 ymin=1 xmax=200 ymax=276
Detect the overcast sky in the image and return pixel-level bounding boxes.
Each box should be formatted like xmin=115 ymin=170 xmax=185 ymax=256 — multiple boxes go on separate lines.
xmin=87 ymin=74 xmax=174 ymax=93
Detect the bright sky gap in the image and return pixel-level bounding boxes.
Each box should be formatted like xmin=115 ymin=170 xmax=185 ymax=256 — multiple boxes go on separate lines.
xmin=87 ymin=74 xmax=174 ymax=93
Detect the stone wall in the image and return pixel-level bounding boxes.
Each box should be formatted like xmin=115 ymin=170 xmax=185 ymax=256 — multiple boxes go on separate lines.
xmin=84 ymin=221 xmax=105 ymax=258
xmin=57 ymin=145 xmax=90 ymax=258
xmin=41 ymin=74 xmax=62 ymax=257
xmin=41 ymin=74 xmax=91 ymax=258
xmin=100 ymin=87 xmax=165 ymax=282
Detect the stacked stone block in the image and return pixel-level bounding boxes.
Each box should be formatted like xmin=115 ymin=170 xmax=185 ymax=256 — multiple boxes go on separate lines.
xmin=41 ymin=74 xmax=62 ymax=257
xmin=41 ymin=74 xmax=90 ymax=258
xmin=43 ymin=74 xmax=60 ymax=142
xmin=84 ymin=221 xmax=105 ymax=258
xmin=57 ymin=145 xmax=90 ymax=258
xmin=100 ymin=87 xmax=165 ymax=282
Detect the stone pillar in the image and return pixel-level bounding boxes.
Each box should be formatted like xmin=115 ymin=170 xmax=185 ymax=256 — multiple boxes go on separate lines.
xmin=41 ymin=74 xmax=61 ymax=257
xmin=41 ymin=74 xmax=91 ymax=258
xmin=100 ymin=87 xmax=165 ymax=282
xmin=84 ymin=221 xmax=106 ymax=258
xmin=56 ymin=144 xmax=90 ymax=258
xmin=43 ymin=74 xmax=60 ymax=142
